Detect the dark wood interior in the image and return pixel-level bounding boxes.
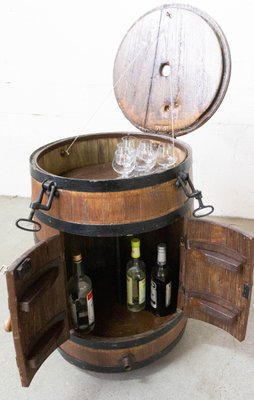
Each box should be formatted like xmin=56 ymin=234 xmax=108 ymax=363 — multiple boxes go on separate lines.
xmin=63 ymin=216 xmax=184 ymax=339
xmin=35 ymin=133 xmax=186 ymax=180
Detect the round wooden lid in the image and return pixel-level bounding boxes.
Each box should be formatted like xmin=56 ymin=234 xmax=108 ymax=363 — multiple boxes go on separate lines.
xmin=113 ymin=4 xmax=231 ymax=136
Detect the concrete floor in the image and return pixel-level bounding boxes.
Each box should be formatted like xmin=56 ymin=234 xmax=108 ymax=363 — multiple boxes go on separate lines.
xmin=1 ymin=195 xmax=254 ymax=400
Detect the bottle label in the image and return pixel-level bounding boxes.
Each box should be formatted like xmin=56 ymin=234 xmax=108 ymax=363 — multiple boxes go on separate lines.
xmin=165 ymin=282 xmax=172 ymax=307
xmin=139 ymin=278 xmax=146 ymax=304
xmin=131 ymin=247 xmax=140 ymax=259
xmin=127 ymin=275 xmax=133 ymax=305
xmin=87 ymin=290 xmax=95 ymax=325
xmin=127 ymin=276 xmax=145 ymax=305
xmin=150 ymin=280 xmax=157 ymax=308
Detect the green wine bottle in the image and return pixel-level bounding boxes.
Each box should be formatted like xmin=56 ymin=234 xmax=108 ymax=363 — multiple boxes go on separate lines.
xmin=126 ymin=238 xmax=146 ymax=312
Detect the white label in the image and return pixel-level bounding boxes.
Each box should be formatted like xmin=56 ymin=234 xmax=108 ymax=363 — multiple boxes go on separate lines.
xmin=165 ymin=281 xmax=172 ymax=307
xmin=127 ymin=275 xmax=133 ymax=305
xmin=87 ymin=290 xmax=95 ymax=325
xmin=150 ymin=280 xmax=157 ymax=308
xmin=139 ymin=278 xmax=146 ymax=304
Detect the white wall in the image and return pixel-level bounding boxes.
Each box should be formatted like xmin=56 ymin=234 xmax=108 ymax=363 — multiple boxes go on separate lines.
xmin=0 ymin=0 xmax=253 ymax=218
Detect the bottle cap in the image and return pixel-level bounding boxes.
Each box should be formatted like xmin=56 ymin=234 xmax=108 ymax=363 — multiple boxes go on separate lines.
xmin=157 ymin=243 xmax=166 ymax=264
xmin=73 ymin=253 xmax=82 ymax=262
xmin=131 ymin=238 xmax=140 ymax=248
xmin=131 ymin=238 xmax=140 ymax=258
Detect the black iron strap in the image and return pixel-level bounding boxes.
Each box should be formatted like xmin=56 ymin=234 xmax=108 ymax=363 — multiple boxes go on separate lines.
xmin=16 ymin=180 xmax=58 ymax=232
xmin=176 ymin=172 xmax=214 ymax=218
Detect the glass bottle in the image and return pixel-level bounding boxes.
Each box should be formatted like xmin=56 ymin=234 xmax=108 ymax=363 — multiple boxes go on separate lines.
xmin=150 ymin=243 xmax=173 ymax=316
xmin=69 ymin=253 xmax=95 ymax=332
xmin=126 ymin=238 xmax=146 ymax=312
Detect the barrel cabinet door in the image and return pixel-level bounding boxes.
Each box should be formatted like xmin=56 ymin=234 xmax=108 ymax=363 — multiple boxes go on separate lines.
xmin=6 ymin=235 xmax=70 ymax=387
xmin=179 ymin=219 xmax=254 ymax=341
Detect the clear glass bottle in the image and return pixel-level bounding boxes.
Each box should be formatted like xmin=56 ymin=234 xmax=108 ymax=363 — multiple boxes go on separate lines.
xmin=150 ymin=243 xmax=173 ymax=316
xmin=126 ymin=238 xmax=146 ymax=312
xmin=69 ymin=253 xmax=95 ymax=332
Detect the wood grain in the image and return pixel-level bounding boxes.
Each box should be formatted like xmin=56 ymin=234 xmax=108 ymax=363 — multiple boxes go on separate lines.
xmin=113 ymin=4 xmax=231 ymax=136
xmin=31 ymin=177 xmax=188 ymax=226
xmin=60 ymin=313 xmax=187 ymax=370
xmin=36 ymin=133 xmax=185 ymax=177
xmin=179 ymin=218 xmax=254 ymax=341
xmin=30 ymin=132 xmax=189 ymax=228
xmin=6 ymin=235 xmax=70 ymax=387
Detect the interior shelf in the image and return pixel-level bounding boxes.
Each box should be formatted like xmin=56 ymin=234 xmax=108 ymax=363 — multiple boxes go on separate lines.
xmin=74 ymin=302 xmax=177 ymax=339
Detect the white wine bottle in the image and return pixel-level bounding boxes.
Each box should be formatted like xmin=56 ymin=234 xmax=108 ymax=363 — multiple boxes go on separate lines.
xmin=126 ymin=238 xmax=146 ymax=312
xmin=69 ymin=253 xmax=95 ymax=332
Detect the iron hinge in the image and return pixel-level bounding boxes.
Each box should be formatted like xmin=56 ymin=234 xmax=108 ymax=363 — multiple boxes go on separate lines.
xmin=243 ymin=284 xmax=251 ymax=299
xmin=180 ymin=235 xmax=188 ymax=249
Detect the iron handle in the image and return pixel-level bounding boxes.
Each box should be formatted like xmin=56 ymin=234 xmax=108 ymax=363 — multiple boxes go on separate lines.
xmin=176 ymin=172 xmax=214 ymax=218
xmin=16 ymin=180 xmax=58 ymax=232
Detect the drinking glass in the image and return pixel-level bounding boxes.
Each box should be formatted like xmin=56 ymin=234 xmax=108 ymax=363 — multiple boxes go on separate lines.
xmin=135 ymin=139 xmax=158 ymax=173
xmin=121 ymin=136 xmax=137 ymax=152
xmin=156 ymin=143 xmax=176 ymax=169
xmin=112 ymin=144 xmax=136 ymax=178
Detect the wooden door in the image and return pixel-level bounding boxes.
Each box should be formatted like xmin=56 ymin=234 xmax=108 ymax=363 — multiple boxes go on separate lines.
xmin=6 ymin=235 xmax=70 ymax=387
xmin=179 ymin=219 xmax=254 ymax=341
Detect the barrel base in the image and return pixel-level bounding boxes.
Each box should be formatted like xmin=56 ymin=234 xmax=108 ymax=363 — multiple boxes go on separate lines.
xmin=59 ymin=314 xmax=187 ymax=373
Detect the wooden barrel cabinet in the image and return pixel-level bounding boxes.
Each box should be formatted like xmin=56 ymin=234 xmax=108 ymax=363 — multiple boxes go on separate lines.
xmin=5 ymin=4 xmax=254 ymax=388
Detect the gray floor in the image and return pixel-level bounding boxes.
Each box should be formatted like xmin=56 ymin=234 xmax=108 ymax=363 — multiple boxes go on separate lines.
xmin=1 ymin=196 xmax=254 ymax=400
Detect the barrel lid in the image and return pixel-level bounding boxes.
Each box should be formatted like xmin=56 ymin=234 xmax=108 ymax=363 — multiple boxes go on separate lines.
xmin=113 ymin=4 xmax=231 ymax=137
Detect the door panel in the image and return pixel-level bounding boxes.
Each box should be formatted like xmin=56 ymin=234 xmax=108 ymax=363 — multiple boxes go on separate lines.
xmin=6 ymin=235 xmax=70 ymax=387
xmin=179 ymin=219 xmax=254 ymax=341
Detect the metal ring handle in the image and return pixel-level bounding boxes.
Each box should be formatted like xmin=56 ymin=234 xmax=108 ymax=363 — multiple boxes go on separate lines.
xmin=15 ymin=180 xmax=57 ymax=233
xmin=193 ymin=205 xmax=214 ymax=218
xmin=15 ymin=218 xmax=41 ymax=232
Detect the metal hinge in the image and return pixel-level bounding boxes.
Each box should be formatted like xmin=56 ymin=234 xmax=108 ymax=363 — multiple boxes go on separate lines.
xmin=242 ymin=284 xmax=251 ymax=299
xmin=180 ymin=235 xmax=188 ymax=249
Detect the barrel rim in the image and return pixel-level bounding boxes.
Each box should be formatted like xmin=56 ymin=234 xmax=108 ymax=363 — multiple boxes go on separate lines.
xmin=68 ymin=310 xmax=184 ymax=349
xmin=30 ymin=132 xmax=192 ymax=192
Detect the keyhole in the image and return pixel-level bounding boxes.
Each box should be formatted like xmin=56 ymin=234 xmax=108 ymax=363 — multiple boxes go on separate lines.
xmin=160 ymin=63 xmax=170 ymax=77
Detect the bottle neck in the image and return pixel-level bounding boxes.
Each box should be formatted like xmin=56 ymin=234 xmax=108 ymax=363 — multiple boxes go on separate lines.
xmin=73 ymin=260 xmax=84 ymax=279
xmin=131 ymin=246 xmax=140 ymax=259
xmin=157 ymin=244 xmax=166 ymax=266
xmin=130 ymin=238 xmax=141 ymax=259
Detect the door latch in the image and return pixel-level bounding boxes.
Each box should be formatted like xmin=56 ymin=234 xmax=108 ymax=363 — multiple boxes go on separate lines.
xmin=176 ymin=172 xmax=214 ymax=218
xmin=15 ymin=180 xmax=58 ymax=232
